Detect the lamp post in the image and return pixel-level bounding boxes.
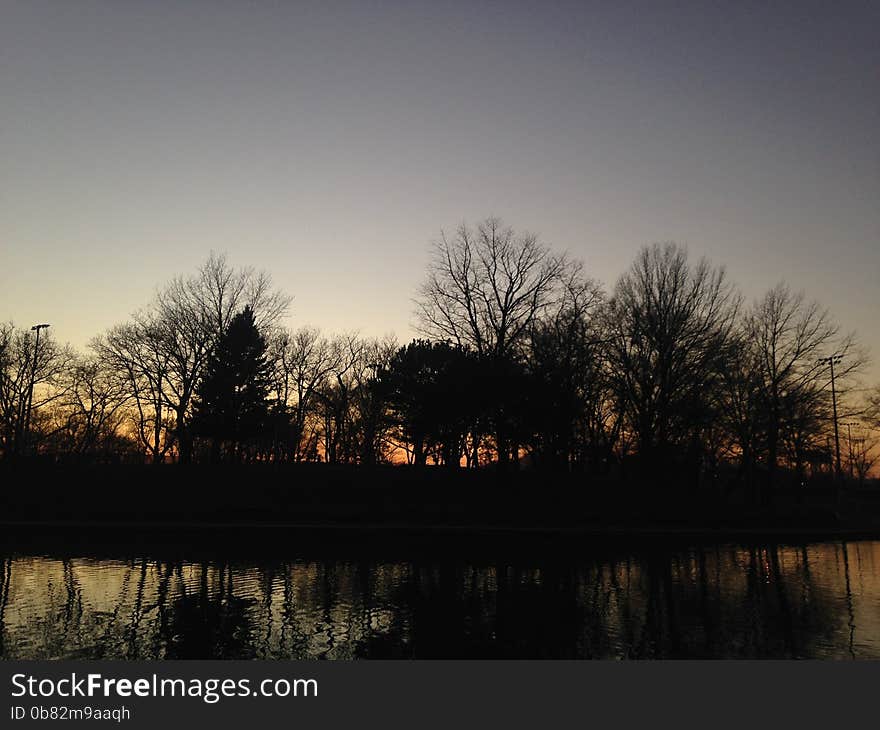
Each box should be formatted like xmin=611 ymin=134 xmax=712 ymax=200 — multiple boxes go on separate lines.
xmin=818 ymin=354 xmax=843 ymax=484
xmin=842 ymin=422 xmax=858 ymax=481
xmin=24 ymin=323 xmax=50 ymax=455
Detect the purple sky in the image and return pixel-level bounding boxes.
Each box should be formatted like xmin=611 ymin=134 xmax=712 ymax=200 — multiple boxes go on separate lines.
xmin=1 ymin=1 xmax=878 ymax=383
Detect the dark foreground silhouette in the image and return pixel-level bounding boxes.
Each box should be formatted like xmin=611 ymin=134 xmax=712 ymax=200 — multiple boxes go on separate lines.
xmin=3 ymin=463 xmax=880 ymax=541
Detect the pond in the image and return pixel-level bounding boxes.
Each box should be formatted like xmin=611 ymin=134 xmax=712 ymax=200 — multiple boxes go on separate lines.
xmin=1 ymin=539 xmax=877 ymax=659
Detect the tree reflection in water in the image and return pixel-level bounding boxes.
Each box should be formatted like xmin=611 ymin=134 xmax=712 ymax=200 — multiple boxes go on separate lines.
xmin=0 ymin=541 xmax=878 ymax=659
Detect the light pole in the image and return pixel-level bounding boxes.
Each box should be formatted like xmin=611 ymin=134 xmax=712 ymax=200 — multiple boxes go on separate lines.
xmin=24 ymin=323 xmax=50 ymax=455
xmin=842 ymin=422 xmax=858 ymax=481
xmin=818 ymin=354 xmax=843 ymax=483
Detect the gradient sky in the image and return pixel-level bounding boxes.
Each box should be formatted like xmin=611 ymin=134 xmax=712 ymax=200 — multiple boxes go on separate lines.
xmin=1 ymin=1 xmax=878 ymax=382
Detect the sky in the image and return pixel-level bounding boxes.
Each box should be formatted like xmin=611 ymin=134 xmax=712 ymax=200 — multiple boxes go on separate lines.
xmin=1 ymin=1 xmax=878 ymax=383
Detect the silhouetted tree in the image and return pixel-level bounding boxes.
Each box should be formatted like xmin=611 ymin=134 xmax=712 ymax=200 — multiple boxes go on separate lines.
xmin=349 ymin=336 xmax=398 ymax=465
xmin=93 ymin=316 xmax=175 ymax=463
xmin=745 ymin=283 xmax=862 ymax=495
xmin=718 ymin=333 xmax=766 ymax=499
xmin=0 ymin=322 xmax=73 ymax=459
xmin=312 ymin=334 xmax=399 ymax=465
xmin=415 ymin=217 xmax=567 ymax=468
xmin=314 ymin=333 xmax=363 ymax=464
xmin=191 ymin=306 xmax=273 ymax=462
xmin=416 ymin=218 xmax=565 ymax=360
xmin=524 ymin=267 xmax=612 ymax=471
xmin=92 ymin=254 xmax=289 ymax=463
xmin=383 ymin=339 xmax=480 ymax=466
xmin=867 ymin=386 xmax=880 ymax=429
xmin=605 ymin=243 xmax=739 ymax=485
xmin=155 ymin=253 xmax=290 ymax=462
xmin=848 ymin=429 xmax=879 ymax=485
xmin=268 ymin=326 xmax=340 ymax=461
xmin=47 ymin=355 xmax=134 ymax=460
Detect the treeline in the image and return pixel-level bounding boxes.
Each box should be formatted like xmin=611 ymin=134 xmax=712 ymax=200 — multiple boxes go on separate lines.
xmin=2 ymin=218 xmax=878 ymax=498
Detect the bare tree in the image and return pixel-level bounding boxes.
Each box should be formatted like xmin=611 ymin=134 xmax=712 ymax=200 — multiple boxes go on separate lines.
xmin=415 ymin=217 xmax=567 ymax=467
xmin=48 ymin=355 xmax=133 ymax=459
xmin=605 ymin=243 xmax=740 ymax=482
xmin=0 ymin=322 xmax=24 ymax=458
xmin=866 ymin=385 xmax=880 ymax=429
xmin=269 ymin=326 xmax=340 ymax=461
xmin=315 ymin=333 xmax=364 ymax=464
xmin=416 ymin=217 xmax=565 ymax=361
xmin=94 ymin=253 xmax=291 ymax=463
xmin=525 ymin=264 xmax=611 ymax=471
xmin=93 ymin=317 xmax=174 ymax=463
xmin=349 ymin=335 xmax=399 ymax=465
xmin=308 ymin=333 xmax=400 ymax=465
xmin=848 ymin=428 xmax=879 ymax=485
xmin=155 ymin=252 xmax=290 ymax=462
xmin=0 ymin=322 xmax=73 ymax=458
xmin=717 ymin=330 xmax=765 ymax=497
xmin=746 ymin=283 xmax=863 ymax=491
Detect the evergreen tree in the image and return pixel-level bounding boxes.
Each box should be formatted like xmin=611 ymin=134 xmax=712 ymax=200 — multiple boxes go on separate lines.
xmin=192 ymin=306 xmax=272 ymax=462
xmin=383 ymin=339 xmax=479 ymax=466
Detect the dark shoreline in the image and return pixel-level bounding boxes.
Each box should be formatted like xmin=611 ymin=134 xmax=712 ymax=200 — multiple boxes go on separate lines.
xmin=3 ymin=520 xmax=880 ymax=564
xmin=3 ymin=518 xmax=880 ymax=541
xmin=3 ymin=463 xmax=880 ymax=552
xmin=4 ymin=520 xmax=879 ymax=569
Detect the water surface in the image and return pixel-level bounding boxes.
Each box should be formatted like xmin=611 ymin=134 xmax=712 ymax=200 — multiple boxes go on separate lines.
xmin=1 ymin=540 xmax=878 ymax=659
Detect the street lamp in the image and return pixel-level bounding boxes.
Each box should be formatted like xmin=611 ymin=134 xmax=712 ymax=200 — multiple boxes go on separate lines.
xmin=817 ymin=354 xmax=843 ymax=483
xmin=24 ymin=323 xmax=50 ymax=455
xmin=842 ymin=422 xmax=859 ymax=480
